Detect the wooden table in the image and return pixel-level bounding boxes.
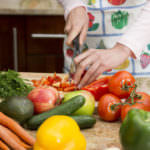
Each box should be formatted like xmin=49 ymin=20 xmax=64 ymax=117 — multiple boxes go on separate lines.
xmin=20 ymin=72 xmax=150 ymax=150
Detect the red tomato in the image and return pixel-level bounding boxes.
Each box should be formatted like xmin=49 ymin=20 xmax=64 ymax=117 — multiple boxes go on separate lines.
xmin=134 ymin=92 xmax=150 ymax=111
xmin=108 ymin=71 xmax=135 ymax=98
xmin=98 ymin=94 xmax=121 ymax=121
xmin=82 ymin=76 xmax=111 ymax=101
xmin=121 ymin=103 xmax=146 ymax=121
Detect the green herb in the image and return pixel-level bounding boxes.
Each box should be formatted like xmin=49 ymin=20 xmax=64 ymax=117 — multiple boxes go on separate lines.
xmin=0 ymin=70 xmax=33 ymax=98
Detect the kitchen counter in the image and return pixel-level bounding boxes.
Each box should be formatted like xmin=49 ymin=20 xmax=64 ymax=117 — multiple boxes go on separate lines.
xmin=0 ymin=0 xmax=64 ymax=15
xmin=20 ymin=72 xmax=150 ymax=150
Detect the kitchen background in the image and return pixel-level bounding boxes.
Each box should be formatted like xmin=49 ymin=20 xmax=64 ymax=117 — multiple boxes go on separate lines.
xmin=0 ymin=0 xmax=65 ymax=73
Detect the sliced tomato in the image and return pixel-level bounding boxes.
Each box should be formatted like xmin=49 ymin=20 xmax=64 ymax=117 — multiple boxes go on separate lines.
xmin=53 ymin=73 xmax=62 ymax=82
xmin=47 ymin=76 xmax=54 ymax=85
xmin=82 ymin=76 xmax=111 ymax=101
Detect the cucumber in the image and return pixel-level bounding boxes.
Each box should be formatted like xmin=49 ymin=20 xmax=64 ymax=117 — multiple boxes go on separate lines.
xmin=70 ymin=115 xmax=96 ymax=129
xmin=25 ymin=95 xmax=85 ymax=130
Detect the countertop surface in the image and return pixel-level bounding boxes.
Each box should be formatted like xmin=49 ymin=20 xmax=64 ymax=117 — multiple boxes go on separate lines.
xmin=0 ymin=0 xmax=64 ymax=15
xmin=20 ymin=72 xmax=150 ymax=150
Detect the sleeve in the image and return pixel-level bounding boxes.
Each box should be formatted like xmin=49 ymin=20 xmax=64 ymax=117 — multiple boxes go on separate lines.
xmin=58 ymin=0 xmax=86 ymax=20
xmin=118 ymin=0 xmax=150 ymax=59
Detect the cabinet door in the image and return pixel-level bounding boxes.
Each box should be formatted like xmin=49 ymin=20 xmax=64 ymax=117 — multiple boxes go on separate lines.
xmin=0 ymin=16 xmax=14 ymax=70
xmin=0 ymin=16 xmax=26 ymax=71
xmin=26 ymin=16 xmax=65 ymax=73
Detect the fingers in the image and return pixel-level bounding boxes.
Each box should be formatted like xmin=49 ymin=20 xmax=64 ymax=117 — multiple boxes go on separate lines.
xmin=79 ymin=66 xmax=107 ymax=88
xmin=74 ymin=50 xmax=93 ymax=65
xmin=86 ymin=66 xmax=106 ymax=85
xmin=66 ymin=26 xmax=82 ymax=47
xmin=64 ymin=22 xmax=71 ymax=34
xmin=74 ymin=54 xmax=96 ymax=84
xmin=79 ymin=25 xmax=88 ymax=46
xmin=78 ymin=61 xmax=101 ymax=88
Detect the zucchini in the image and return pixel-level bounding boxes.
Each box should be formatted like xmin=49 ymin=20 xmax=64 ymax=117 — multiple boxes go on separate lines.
xmin=70 ymin=115 xmax=96 ymax=129
xmin=25 ymin=95 xmax=85 ymax=130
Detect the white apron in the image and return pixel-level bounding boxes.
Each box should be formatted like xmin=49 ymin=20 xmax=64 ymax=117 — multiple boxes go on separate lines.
xmin=64 ymin=0 xmax=150 ymax=76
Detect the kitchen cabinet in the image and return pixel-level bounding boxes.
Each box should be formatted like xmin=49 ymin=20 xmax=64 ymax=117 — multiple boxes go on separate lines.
xmin=0 ymin=15 xmax=65 ymax=73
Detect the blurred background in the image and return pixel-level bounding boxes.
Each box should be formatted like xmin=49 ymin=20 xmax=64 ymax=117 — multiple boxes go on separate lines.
xmin=0 ymin=0 xmax=65 ymax=73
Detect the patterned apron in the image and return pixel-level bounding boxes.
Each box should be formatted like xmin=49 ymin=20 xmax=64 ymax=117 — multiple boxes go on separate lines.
xmin=64 ymin=0 xmax=150 ymax=77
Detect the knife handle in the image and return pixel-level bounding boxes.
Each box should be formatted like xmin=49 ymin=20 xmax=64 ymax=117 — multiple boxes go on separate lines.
xmin=73 ymin=34 xmax=80 ymax=55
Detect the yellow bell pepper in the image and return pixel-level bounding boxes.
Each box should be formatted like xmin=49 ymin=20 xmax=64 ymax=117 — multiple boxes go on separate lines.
xmin=34 ymin=115 xmax=86 ymax=150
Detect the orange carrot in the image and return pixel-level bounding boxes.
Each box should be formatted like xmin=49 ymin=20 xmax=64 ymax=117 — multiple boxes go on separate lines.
xmin=0 ymin=140 xmax=10 ymax=150
xmin=0 ymin=125 xmax=26 ymax=150
xmin=3 ymin=125 xmax=31 ymax=149
xmin=0 ymin=112 xmax=35 ymax=146
xmin=64 ymin=85 xmax=77 ymax=92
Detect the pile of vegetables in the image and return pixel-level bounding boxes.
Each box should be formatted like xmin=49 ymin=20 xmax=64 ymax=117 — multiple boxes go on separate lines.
xmin=31 ymin=73 xmax=77 ymax=92
xmin=85 ymin=70 xmax=150 ymax=122
xmin=1 ymin=69 xmax=150 ymax=150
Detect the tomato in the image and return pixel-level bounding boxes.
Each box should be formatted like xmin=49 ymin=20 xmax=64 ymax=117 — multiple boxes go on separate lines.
xmin=108 ymin=71 xmax=135 ymax=98
xmin=121 ymin=103 xmax=146 ymax=121
xmin=134 ymin=92 xmax=150 ymax=111
xmin=98 ymin=93 xmax=121 ymax=121
xmin=82 ymin=76 xmax=111 ymax=101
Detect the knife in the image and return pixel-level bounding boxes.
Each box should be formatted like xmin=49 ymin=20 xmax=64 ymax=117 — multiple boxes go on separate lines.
xmin=69 ymin=35 xmax=80 ymax=83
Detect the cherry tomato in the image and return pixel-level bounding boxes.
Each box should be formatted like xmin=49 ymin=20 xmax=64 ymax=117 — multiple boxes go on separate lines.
xmin=108 ymin=71 xmax=135 ymax=98
xmin=98 ymin=94 xmax=121 ymax=121
xmin=121 ymin=103 xmax=146 ymax=121
xmin=134 ymin=92 xmax=150 ymax=111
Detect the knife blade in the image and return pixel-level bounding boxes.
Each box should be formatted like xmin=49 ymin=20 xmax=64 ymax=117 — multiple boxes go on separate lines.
xmin=69 ymin=35 xmax=80 ymax=83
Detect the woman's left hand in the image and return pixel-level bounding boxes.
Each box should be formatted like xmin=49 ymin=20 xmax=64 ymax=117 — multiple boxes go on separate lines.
xmin=74 ymin=43 xmax=132 ymax=88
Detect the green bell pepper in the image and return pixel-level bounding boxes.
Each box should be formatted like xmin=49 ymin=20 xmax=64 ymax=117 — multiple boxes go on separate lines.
xmin=111 ymin=10 xmax=129 ymax=29
xmin=120 ymin=109 xmax=150 ymax=150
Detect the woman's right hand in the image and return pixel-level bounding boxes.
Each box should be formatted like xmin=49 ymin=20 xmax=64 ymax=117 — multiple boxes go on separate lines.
xmin=65 ymin=6 xmax=89 ymax=47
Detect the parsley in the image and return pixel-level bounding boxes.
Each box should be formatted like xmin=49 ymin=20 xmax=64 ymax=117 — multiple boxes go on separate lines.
xmin=0 ymin=70 xmax=33 ymax=98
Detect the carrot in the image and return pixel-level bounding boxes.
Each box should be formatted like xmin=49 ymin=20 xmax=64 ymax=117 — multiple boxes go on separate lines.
xmin=0 ymin=112 xmax=35 ymax=146
xmin=0 ymin=140 xmax=10 ymax=150
xmin=64 ymin=85 xmax=77 ymax=92
xmin=0 ymin=125 xmax=26 ymax=150
xmin=3 ymin=125 xmax=31 ymax=149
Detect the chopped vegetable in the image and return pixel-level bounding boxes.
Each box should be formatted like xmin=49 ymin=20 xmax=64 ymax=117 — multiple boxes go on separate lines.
xmin=82 ymin=76 xmax=111 ymax=101
xmin=32 ymin=73 xmax=77 ymax=92
xmin=0 ymin=70 xmax=33 ymax=98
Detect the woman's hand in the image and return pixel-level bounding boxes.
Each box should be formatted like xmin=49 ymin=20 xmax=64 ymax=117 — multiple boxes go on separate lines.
xmin=74 ymin=43 xmax=133 ymax=88
xmin=65 ymin=6 xmax=89 ymax=47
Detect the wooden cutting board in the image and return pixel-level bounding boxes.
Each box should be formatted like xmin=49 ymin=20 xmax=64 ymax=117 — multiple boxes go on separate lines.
xmin=20 ymin=72 xmax=150 ymax=150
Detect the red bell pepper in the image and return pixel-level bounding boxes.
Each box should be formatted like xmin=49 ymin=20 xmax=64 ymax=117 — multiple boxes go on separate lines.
xmin=82 ymin=76 xmax=111 ymax=101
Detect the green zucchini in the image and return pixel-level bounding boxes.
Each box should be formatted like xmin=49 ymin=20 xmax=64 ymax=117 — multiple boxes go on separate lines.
xmin=70 ymin=115 xmax=96 ymax=129
xmin=25 ymin=95 xmax=85 ymax=130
